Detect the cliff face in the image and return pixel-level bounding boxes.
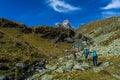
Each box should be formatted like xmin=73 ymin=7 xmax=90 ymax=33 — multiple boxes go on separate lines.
xmin=76 ymin=16 xmax=120 ymax=54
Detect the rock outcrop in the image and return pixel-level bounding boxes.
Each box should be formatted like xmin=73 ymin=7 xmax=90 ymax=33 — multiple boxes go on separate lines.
xmin=34 ymin=26 xmax=75 ymax=43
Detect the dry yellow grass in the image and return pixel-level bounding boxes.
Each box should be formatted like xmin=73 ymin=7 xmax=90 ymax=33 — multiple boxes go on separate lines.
xmin=0 ymin=28 xmax=71 ymax=66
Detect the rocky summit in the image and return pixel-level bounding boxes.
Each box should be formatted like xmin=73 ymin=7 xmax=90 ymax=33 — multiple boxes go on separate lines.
xmin=56 ymin=20 xmax=74 ymax=30
xmin=0 ymin=16 xmax=120 ymax=80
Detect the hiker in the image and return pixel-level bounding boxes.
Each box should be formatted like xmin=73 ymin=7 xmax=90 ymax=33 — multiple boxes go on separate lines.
xmin=83 ymin=48 xmax=90 ymax=62
xmin=92 ymin=50 xmax=98 ymax=67
xmin=71 ymin=49 xmax=77 ymax=60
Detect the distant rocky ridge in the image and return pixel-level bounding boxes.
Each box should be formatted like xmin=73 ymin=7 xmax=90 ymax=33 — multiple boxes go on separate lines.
xmin=0 ymin=18 xmax=90 ymax=43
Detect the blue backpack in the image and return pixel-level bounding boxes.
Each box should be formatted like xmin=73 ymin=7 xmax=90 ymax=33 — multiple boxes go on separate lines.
xmin=85 ymin=49 xmax=89 ymax=55
xmin=92 ymin=50 xmax=97 ymax=57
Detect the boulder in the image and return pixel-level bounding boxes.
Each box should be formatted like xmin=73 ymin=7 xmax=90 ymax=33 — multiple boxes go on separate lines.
xmin=64 ymin=37 xmax=74 ymax=43
xmin=81 ymin=62 xmax=91 ymax=70
xmin=35 ymin=67 xmax=45 ymax=73
xmin=41 ymin=74 xmax=53 ymax=80
xmin=73 ymin=64 xmax=85 ymax=71
xmin=93 ymin=67 xmax=104 ymax=72
xmin=64 ymin=60 xmax=74 ymax=72
xmin=46 ymin=65 xmax=57 ymax=71
xmin=15 ymin=63 xmax=28 ymax=69
xmin=55 ymin=66 xmax=65 ymax=73
xmin=58 ymin=58 xmax=64 ymax=63
xmin=73 ymin=62 xmax=90 ymax=71
xmin=101 ymin=62 xmax=110 ymax=68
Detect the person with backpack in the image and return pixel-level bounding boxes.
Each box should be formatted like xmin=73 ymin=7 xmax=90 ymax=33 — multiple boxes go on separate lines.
xmin=71 ymin=49 xmax=77 ymax=60
xmin=83 ymin=48 xmax=89 ymax=62
xmin=92 ymin=50 xmax=98 ymax=67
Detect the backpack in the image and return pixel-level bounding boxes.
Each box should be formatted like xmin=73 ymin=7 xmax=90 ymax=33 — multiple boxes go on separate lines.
xmin=84 ymin=49 xmax=89 ymax=55
xmin=72 ymin=50 xmax=76 ymax=54
xmin=92 ymin=50 xmax=97 ymax=57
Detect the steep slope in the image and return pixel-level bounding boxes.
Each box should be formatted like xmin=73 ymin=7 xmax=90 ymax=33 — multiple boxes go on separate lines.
xmin=76 ymin=16 xmax=120 ymax=54
xmin=0 ymin=18 xmax=72 ymax=66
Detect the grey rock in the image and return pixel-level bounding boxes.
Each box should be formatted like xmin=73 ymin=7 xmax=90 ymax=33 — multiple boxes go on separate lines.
xmin=81 ymin=62 xmax=91 ymax=70
xmin=41 ymin=74 xmax=53 ymax=80
xmin=73 ymin=62 xmax=90 ymax=71
xmin=64 ymin=60 xmax=74 ymax=72
xmin=93 ymin=67 xmax=104 ymax=72
xmin=46 ymin=65 xmax=57 ymax=71
xmin=16 ymin=63 xmax=28 ymax=69
xmin=64 ymin=37 xmax=74 ymax=43
xmin=55 ymin=66 xmax=64 ymax=73
xmin=35 ymin=67 xmax=45 ymax=73
xmin=101 ymin=62 xmax=110 ymax=68
xmin=73 ymin=64 xmax=85 ymax=71
xmin=56 ymin=20 xmax=74 ymax=30
xmin=111 ymin=73 xmax=120 ymax=79
xmin=118 ymin=64 xmax=120 ymax=67
xmin=27 ymin=70 xmax=51 ymax=80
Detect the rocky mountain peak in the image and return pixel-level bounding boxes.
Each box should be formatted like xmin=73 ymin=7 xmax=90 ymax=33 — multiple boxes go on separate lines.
xmin=56 ymin=20 xmax=74 ymax=30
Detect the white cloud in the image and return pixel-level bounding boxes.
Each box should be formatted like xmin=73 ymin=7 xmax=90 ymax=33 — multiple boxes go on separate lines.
xmin=47 ymin=0 xmax=80 ymax=13
xmin=101 ymin=11 xmax=120 ymax=18
xmin=101 ymin=0 xmax=120 ymax=9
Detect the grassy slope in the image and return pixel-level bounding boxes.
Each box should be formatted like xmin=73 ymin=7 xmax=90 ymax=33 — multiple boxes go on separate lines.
xmin=77 ymin=16 xmax=120 ymax=34
xmin=0 ymin=27 xmax=71 ymax=65
xmin=76 ymin=16 xmax=120 ymax=47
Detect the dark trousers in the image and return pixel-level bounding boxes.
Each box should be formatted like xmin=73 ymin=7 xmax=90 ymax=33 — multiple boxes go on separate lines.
xmin=93 ymin=56 xmax=98 ymax=67
xmin=73 ymin=54 xmax=76 ymax=60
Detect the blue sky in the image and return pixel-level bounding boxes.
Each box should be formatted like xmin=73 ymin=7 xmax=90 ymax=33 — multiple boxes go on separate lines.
xmin=0 ymin=0 xmax=120 ymax=28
